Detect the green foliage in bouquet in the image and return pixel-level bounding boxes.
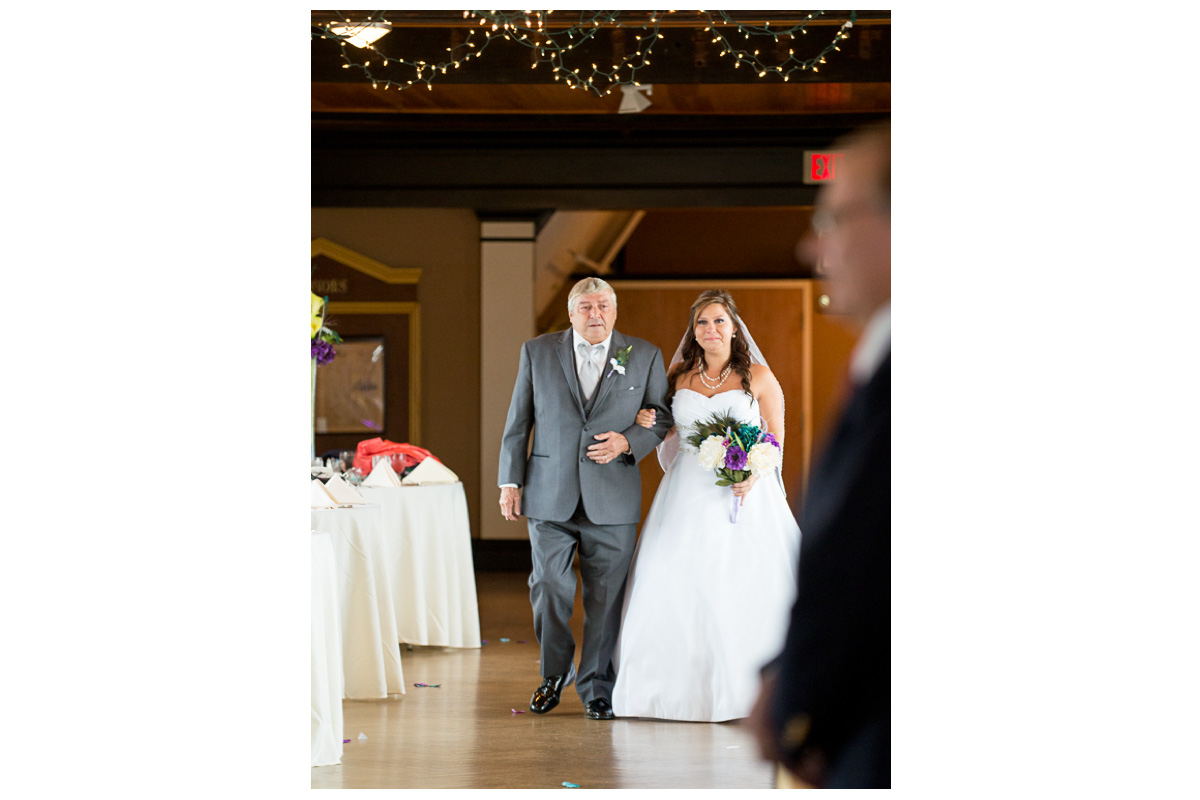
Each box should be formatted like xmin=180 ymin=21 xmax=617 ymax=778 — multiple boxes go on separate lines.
xmin=685 ymin=412 xmax=766 ymax=485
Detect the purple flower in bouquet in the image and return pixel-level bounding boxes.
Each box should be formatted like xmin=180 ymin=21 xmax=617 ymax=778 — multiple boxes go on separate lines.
xmin=761 ymin=432 xmax=778 ymax=448
xmin=723 ymin=446 xmax=748 ymax=471
xmin=311 ymin=337 xmax=337 ymax=365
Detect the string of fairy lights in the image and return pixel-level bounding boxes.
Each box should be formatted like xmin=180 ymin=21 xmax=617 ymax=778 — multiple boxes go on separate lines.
xmin=312 ymin=10 xmax=858 ymax=96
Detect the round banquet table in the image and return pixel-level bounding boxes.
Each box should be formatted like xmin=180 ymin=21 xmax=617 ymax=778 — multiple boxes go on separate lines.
xmin=310 ymin=504 xmax=406 ymax=699
xmin=359 ymin=482 xmax=481 ymax=648
xmin=311 ymin=531 xmax=343 ymax=767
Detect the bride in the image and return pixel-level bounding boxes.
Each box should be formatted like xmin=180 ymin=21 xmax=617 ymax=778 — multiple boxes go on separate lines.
xmin=611 ymin=289 xmax=802 ymax=722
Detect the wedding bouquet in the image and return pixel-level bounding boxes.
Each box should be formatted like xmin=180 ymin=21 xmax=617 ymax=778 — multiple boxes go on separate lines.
xmin=686 ymin=412 xmax=782 ymax=522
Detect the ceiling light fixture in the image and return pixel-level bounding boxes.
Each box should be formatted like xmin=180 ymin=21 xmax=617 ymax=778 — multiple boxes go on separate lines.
xmin=329 ymin=21 xmax=392 ymax=49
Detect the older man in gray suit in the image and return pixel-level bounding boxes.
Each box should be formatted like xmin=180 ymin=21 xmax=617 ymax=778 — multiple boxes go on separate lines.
xmin=499 ymin=277 xmax=673 ymax=720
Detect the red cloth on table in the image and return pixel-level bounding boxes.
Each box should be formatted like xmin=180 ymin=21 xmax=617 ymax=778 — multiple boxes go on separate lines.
xmin=353 ymin=438 xmax=441 ymax=477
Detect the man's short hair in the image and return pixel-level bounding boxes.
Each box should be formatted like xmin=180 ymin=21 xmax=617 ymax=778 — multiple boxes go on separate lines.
xmin=567 ymin=277 xmax=617 ymax=314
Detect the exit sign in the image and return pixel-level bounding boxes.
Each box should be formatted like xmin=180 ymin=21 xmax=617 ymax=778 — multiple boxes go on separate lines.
xmin=802 ymin=151 xmax=845 ymax=184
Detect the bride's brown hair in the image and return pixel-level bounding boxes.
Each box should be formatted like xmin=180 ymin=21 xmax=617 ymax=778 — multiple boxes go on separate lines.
xmin=665 ymin=290 xmax=753 ymax=407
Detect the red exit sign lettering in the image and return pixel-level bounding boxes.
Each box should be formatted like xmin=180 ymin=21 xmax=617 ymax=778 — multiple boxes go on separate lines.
xmin=802 ymin=151 xmax=845 ymax=184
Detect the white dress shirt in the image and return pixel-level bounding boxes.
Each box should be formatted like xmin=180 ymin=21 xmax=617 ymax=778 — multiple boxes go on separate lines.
xmin=572 ymin=329 xmax=612 ymax=380
xmin=849 ymin=302 xmax=890 ymax=386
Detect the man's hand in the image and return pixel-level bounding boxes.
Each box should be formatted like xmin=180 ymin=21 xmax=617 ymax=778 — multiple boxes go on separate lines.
xmin=499 ymin=486 xmax=522 ymax=521
xmin=587 ymin=431 xmax=630 ymax=464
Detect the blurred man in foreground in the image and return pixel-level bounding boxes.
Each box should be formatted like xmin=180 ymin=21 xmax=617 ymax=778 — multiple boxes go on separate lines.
xmin=750 ymin=120 xmax=891 ymax=789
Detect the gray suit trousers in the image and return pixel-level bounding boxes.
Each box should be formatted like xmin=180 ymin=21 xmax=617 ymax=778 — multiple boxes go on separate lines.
xmin=527 ymin=503 xmax=637 ymax=705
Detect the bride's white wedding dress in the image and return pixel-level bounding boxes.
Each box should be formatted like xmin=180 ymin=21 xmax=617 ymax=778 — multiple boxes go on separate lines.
xmin=611 ymin=388 xmax=802 ymax=722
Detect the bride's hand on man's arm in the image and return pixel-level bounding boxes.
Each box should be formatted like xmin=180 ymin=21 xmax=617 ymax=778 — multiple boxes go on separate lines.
xmin=635 ymin=408 xmax=656 ymax=429
xmin=731 ymin=473 xmax=759 ymax=503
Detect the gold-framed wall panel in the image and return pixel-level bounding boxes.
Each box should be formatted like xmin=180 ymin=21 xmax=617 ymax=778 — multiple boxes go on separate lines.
xmin=326 ymin=301 xmax=422 ymax=445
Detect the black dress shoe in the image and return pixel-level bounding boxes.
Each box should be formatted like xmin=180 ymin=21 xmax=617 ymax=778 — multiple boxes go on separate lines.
xmin=584 ymin=698 xmax=615 ymax=720
xmin=529 ymin=673 xmax=571 ymax=714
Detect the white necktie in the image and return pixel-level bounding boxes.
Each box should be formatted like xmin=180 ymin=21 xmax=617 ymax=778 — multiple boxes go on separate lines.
xmin=578 ymin=342 xmax=604 ymax=400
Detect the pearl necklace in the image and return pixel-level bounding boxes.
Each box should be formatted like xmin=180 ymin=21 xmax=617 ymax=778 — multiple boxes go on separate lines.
xmin=698 ymin=362 xmax=733 ymax=390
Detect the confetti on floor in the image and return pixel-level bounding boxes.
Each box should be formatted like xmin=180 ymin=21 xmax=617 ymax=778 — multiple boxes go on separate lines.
xmin=358 ymin=733 xmax=368 ymax=740
xmin=343 ymin=739 xmax=351 ymax=744
xmin=413 ymin=683 xmax=442 ymax=688
xmin=511 ymin=708 xmax=527 ymax=715
xmin=562 ymin=782 xmax=580 ymax=788
xmin=500 ymin=638 xmax=511 ymax=642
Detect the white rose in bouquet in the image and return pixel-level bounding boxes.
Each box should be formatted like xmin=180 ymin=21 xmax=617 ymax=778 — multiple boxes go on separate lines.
xmin=747 ymin=441 xmax=782 ymax=475
xmin=697 ymin=435 xmax=727 ymax=471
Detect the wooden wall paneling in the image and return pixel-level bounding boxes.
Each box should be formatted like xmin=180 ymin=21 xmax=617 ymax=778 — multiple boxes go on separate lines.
xmin=807 ymin=281 xmax=864 ymax=465
xmin=621 ymin=208 xmax=816 ymax=278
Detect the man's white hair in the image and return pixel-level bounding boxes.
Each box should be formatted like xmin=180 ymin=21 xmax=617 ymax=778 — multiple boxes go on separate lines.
xmin=567 ymin=277 xmax=617 ymax=314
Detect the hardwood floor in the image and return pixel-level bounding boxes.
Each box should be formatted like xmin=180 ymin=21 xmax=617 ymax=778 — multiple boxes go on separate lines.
xmin=312 ymin=571 xmax=778 ymax=789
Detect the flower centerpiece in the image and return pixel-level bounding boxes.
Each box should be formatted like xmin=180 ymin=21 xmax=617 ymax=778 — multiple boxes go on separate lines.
xmin=686 ymin=411 xmax=782 ymax=523
xmin=311 ymin=292 xmax=342 ymax=364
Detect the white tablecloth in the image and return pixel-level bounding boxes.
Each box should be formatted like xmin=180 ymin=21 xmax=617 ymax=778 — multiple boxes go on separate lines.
xmin=311 ymin=531 xmax=343 ymax=767
xmin=359 ymin=483 xmax=481 ymax=648
xmin=310 ymin=504 xmax=406 ymax=699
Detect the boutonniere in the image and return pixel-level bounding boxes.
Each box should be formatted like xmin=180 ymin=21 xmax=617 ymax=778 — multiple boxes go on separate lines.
xmin=607 ymin=344 xmax=633 ymax=377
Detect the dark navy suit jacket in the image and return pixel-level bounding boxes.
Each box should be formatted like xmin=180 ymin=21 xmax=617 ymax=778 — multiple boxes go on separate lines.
xmin=770 ymin=352 xmax=890 ymax=789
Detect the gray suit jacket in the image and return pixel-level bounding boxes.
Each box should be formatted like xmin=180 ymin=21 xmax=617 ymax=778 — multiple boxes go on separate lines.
xmin=498 ymin=328 xmax=673 ymax=525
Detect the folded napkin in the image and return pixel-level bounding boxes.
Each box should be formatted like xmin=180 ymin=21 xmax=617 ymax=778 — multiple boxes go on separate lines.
xmin=401 ymin=457 xmax=460 ymax=485
xmin=324 ymin=474 xmax=367 ymax=505
xmin=363 ymin=458 xmax=404 ymax=487
xmin=311 ymin=479 xmax=337 ymax=509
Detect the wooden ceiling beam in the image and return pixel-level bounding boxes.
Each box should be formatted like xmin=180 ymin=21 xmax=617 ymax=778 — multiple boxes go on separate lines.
xmin=312 ymin=81 xmax=890 ymax=116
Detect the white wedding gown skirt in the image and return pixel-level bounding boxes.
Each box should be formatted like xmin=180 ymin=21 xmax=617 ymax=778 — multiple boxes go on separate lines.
xmin=612 ymin=389 xmax=801 ymax=722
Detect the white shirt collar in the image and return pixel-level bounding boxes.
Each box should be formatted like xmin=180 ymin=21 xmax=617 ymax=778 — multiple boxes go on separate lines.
xmin=571 ymin=329 xmax=612 ymax=359
xmin=849 ymin=302 xmax=890 ymax=385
